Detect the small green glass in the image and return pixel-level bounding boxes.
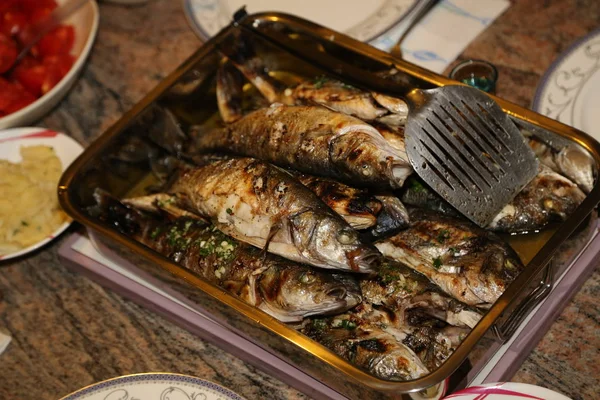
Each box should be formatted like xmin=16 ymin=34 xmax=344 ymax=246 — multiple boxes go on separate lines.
xmin=449 ymin=59 xmax=498 ymax=94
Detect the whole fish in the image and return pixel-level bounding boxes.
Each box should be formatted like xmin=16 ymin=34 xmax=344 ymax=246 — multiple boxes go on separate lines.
xmin=300 ymin=300 xmax=469 ymax=379
xmin=361 ymin=259 xmax=481 ymax=328
xmin=488 ymin=165 xmax=586 ymax=232
xmin=89 ymin=190 xmax=362 ymax=323
xmin=218 ymin=36 xmax=409 ymax=126
xmin=161 ymin=158 xmax=381 ymax=273
xmin=401 ymin=166 xmax=586 ymax=234
xmin=191 ymin=103 xmax=412 ymax=189
xmin=375 ymin=209 xmax=524 ymax=306
xmin=301 ymin=303 xmax=429 ymax=381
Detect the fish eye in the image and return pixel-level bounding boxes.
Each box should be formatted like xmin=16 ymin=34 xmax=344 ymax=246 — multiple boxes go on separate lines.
xmin=299 ymin=272 xmax=316 ymax=284
xmin=361 ymin=164 xmax=373 ymax=176
xmin=336 ymin=229 xmax=357 ymax=245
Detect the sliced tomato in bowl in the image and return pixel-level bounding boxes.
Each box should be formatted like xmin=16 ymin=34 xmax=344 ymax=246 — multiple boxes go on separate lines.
xmin=0 ymin=77 xmax=37 ymax=114
xmin=0 ymin=33 xmax=18 ymax=73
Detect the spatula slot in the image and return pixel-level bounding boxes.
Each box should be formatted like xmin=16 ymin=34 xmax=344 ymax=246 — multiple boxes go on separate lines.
xmin=423 ymin=114 xmax=492 ymax=190
xmin=433 ymin=105 xmax=503 ymax=184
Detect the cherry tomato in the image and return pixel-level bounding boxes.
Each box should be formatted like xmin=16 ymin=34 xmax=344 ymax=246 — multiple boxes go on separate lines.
xmin=0 ymin=33 xmax=17 ymax=73
xmin=1 ymin=10 xmax=28 ymax=36
xmin=0 ymin=77 xmax=36 ymax=114
xmin=35 ymin=25 xmax=75 ymax=58
xmin=43 ymin=53 xmax=75 ymax=77
xmin=12 ymin=58 xmax=63 ymax=96
xmin=0 ymin=1 xmax=20 ymax=15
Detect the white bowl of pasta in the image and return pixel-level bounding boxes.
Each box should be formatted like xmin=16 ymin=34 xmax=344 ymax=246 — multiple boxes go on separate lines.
xmin=0 ymin=127 xmax=83 ymax=260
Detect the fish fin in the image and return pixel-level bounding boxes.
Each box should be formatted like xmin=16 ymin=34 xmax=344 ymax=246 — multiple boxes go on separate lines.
xmin=261 ymin=221 xmax=282 ymax=260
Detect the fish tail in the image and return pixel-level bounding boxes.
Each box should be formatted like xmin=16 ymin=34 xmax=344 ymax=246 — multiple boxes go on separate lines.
xmin=89 ymin=189 xmax=144 ymax=236
xmin=217 ymin=32 xmax=292 ymax=104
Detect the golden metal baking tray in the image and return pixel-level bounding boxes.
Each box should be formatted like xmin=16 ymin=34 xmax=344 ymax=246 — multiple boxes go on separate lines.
xmin=58 ymin=12 xmax=600 ymax=399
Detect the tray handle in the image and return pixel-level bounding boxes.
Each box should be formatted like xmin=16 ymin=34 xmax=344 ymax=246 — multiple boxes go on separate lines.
xmin=492 ymin=258 xmax=556 ymax=342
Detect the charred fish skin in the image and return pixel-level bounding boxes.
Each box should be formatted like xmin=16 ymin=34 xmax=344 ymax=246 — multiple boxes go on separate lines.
xmin=488 ymin=165 xmax=586 ymax=233
xmin=301 ymin=304 xmax=429 ymax=381
xmin=192 ymin=104 xmax=412 ymax=189
xmin=360 ymin=260 xmax=482 ymax=329
xmin=168 ymin=158 xmax=381 ymax=273
xmin=89 ymin=190 xmax=362 ymax=323
xmin=216 ymin=59 xmax=245 ymax=123
xmin=375 ymin=209 xmax=524 ymax=306
xmin=293 ymin=172 xmax=410 ymax=236
xmin=401 ymin=167 xmax=586 ymax=234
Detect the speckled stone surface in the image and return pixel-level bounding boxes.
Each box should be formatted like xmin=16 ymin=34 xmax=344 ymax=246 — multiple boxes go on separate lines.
xmin=0 ymin=0 xmax=599 ymax=399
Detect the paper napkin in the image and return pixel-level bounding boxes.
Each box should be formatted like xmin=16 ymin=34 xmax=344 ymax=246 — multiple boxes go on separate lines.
xmin=370 ymin=0 xmax=510 ymax=74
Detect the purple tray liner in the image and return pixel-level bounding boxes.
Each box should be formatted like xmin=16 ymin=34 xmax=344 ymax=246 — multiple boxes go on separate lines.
xmin=57 ymin=228 xmax=600 ymax=399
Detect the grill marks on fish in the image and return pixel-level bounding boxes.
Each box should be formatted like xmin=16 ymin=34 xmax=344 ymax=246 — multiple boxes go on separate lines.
xmin=375 ymin=209 xmax=524 ymax=306
xmin=301 ymin=299 xmax=469 ymax=379
xmin=216 ymin=59 xmax=245 ymax=123
xmin=528 ymin=138 xmax=595 ymax=194
xmin=89 ymin=191 xmax=362 ymax=323
xmin=192 ymin=104 xmax=412 ymax=189
xmin=167 ymin=158 xmax=381 ymax=273
xmin=301 ymin=303 xmax=429 ymax=381
xmin=488 ymin=165 xmax=586 ymax=232
xmin=361 ymin=260 xmax=482 ymax=328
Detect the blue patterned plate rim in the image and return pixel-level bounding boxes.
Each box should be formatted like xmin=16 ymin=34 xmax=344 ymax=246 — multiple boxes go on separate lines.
xmin=59 ymin=372 xmax=247 ymax=400
xmin=182 ymin=0 xmax=418 ymax=43
xmin=532 ymin=26 xmax=600 ymax=115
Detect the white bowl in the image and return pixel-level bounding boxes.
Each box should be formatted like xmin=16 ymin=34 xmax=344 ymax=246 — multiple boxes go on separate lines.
xmin=0 ymin=0 xmax=100 ymax=129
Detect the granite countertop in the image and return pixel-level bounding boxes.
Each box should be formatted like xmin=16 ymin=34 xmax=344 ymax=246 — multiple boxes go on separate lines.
xmin=1 ymin=0 xmax=599 ymax=399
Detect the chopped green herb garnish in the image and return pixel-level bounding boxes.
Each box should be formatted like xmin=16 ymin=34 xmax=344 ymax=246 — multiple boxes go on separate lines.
xmin=226 ymin=208 xmax=233 ymax=215
xmin=313 ymin=75 xmax=329 ymax=89
xmin=432 ymin=257 xmax=442 ymax=269
xmin=312 ymin=319 xmax=328 ymax=331
xmin=340 ymin=320 xmax=357 ymax=330
xmin=436 ymin=229 xmax=450 ymax=243
xmin=409 ymin=178 xmax=426 ymax=193
xmin=150 ymin=227 xmax=162 ymax=239
xmin=448 ymin=247 xmax=457 ymax=256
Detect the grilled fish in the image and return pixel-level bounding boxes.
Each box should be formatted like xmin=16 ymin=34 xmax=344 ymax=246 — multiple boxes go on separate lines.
xmin=528 ymin=138 xmax=595 ymax=194
xmin=160 ymin=158 xmax=381 ymax=273
xmin=191 ymin=103 xmax=412 ymax=189
xmin=401 ymin=166 xmax=586 ymax=234
xmin=361 ymin=259 xmax=481 ymax=328
xmin=375 ymin=209 xmax=524 ymax=306
xmin=89 ymin=191 xmax=362 ymax=322
xmin=301 ymin=303 xmax=429 ymax=381
xmin=488 ymin=165 xmax=586 ymax=232
xmin=300 ymin=300 xmax=468 ymax=378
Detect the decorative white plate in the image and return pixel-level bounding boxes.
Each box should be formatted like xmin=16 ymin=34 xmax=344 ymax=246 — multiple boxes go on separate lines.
xmin=444 ymin=382 xmax=572 ymax=400
xmin=183 ymin=0 xmax=417 ymax=42
xmin=0 ymin=127 xmax=84 ymax=261
xmin=60 ymin=373 xmax=246 ymax=400
xmin=532 ymin=28 xmax=600 ymax=142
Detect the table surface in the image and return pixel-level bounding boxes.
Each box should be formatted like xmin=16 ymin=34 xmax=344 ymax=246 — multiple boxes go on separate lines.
xmin=1 ymin=1 xmax=599 ymax=399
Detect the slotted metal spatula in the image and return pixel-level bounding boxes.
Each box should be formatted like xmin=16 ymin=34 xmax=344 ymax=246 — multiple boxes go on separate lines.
xmin=402 ymin=84 xmax=539 ymax=227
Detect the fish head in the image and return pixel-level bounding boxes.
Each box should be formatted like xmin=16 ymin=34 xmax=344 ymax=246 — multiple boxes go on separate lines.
xmin=330 ymin=132 xmax=411 ymax=189
xmin=288 ymin=209 xmax=381 ymax=273
xmin=257 ymin=265 xmax=362 ymax=322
